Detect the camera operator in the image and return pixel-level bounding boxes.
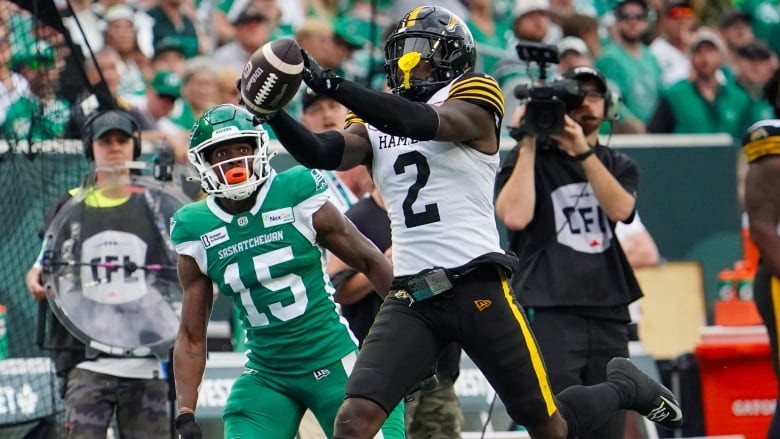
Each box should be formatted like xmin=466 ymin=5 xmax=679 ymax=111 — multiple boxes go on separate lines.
xmin=495 ymin=65 xmax=644 ymax=438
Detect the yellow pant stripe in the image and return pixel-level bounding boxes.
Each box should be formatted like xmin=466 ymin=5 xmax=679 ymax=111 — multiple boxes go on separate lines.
xmin=498 ymin=269 xmax=557 ymax=415
xmin=771 ymin=276 xmax=780 ymax=367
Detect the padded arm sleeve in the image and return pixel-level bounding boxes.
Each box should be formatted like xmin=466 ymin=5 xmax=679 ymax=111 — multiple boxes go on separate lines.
xmin=266 ymin=111 xmax=345 ymax=170
xmin=332 ymin=81 xmax=440 ymax=140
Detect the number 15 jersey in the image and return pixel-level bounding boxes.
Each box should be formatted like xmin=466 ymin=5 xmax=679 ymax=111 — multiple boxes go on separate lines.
xmin=170 ymin=166 xmax=357 ymax=375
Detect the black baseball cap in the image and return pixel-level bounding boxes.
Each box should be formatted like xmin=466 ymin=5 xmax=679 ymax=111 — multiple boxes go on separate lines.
xmin=615 ymin=0 xmax=648 ymax=13
xmin=91 ymin=111 xmax=136 ymax=139
xmin=232 ymin=5 xmax=267 ymax=26
xmin=736 ymin=40 xmax=773 ymax=60
xmin=302 ymin=87 xmax=327 ymax=111
xmin=719 ymin=8 xmax=751 ymax=29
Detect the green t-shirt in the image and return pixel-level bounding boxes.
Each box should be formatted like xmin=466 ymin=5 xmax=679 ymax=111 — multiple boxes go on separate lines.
xmin=735 ymin=0 xmax=780 ymax=42
xmin=596 ymin=42 xmax=663 ymax=123
xmin=3 ymin=96 xmax=71 ymax=141
xmin=661 ymin=79 xmax=754 ymax=139
xmin=170 ymin=167 xmax=357 ymax=374
xmin=467 ymin=19 xmax=512 ymax=77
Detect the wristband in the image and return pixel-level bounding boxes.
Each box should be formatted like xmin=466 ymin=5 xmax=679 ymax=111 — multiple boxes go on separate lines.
xmin=574 ymin=149 xmax=594 ymax=162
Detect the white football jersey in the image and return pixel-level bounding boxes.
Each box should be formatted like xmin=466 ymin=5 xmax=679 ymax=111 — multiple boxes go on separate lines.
xmin=346 ymin=73 xmax=505 ymax=276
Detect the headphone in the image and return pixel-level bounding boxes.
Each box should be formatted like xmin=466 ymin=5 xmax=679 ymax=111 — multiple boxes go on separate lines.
xmin=81 ymin=109 xmax=142 ymax=161
xmin=562 ymin=66 xmax=620 ymax=121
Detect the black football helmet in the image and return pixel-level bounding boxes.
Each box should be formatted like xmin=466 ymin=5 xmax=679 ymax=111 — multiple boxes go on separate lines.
xmin=384 ymin=6 xmax=476 ymax=102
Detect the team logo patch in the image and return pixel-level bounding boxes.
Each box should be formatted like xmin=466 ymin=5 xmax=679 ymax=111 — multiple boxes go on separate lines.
xmin=237 ymin=216 xmax=249 ymax=227
xmin=200 ymin=226 xmax=230 ymax=249
xmin=262 ymin=207 xmax=294 ymax=227
xmin=311 ymin=169 xmax=327 ymax=191
xmin=474 ymin=300 xmax=492 ymax=311
xmin=313 ymin=369 xmax=331 ymax=380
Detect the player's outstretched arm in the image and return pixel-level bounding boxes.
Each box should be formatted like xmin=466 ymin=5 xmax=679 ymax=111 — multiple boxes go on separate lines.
xmin=173 ymin=255 xmax=214 ymax=416
xmin=300 ymin=50 xmax=440 ymax=141
xmin=314 ymin=201 xmax=393 ymax=297
xmin=265 ymin=109 xmax=372 ymax=171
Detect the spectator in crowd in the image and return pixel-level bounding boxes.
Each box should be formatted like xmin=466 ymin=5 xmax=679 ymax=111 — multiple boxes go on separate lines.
xmin=0 ymin=19 xmax=28 ymax=126
xmin=147 ymin=0 xmax=206 ymax=59
xmin=216 ymin=67 xmax=242 ymax=106
xmin=733 ymin=40 xmax=778 ymax=122
xmin=299 ymin=87 xmax=374 ymax=212
xmin=331 ymin=16 xmax=371 ymax=81
xmin=213 ymin=4 xmax=271 ymax=76
xmin=169 ymin=104 xmax=404 ymax=439
xmin=647 ymin=28 xmax=754 ymax=139
xmin=295 ymin=18 xmax=340 ymax=70
xmin=138 ymin=70 xmax=183 ymax=132
xmin=151 ymin=37 xmax=188 ymax=77
xmin=466 ymin=0 xmax=512 ymax=76
xmin=733 ymin=0 xmax=780 ymax=55
xmin=24 ymin=110 xmax=173 ymax=438
xmin=560 ymin=13 xmax=602 ymax=58
xmin=72 ymin=47 xmax=154 ymax=135
xmin=263 ymin=5 xmax=682 ymax=437
xmin=764 ymin=66 xmax=780 ymax=118
xmin=61 ymin=0 xmax=104 ymax=57
xmin=102 ymin=4 xmax=153 ymax=103
xmin=556 ymin=36 xmax=592 ymax=74
xmin=167 ymin=57 xmax=218 ymax=136
xmin=495 ymin=0 xmax=555 ymax=132
xmin=742 ymin=119 xmax=780 ymax=439
xmin=596 ymin=0 xmax=663 ymax=128
xmin=718 ymin=8 xmax=755 ymax=74
xmin=496 ymin=66 xmax=645 ymax=439
xmin=650 ymin=1 xmax=697 ymax=86
xmin=3 ymin=41 xmax=72 ymax=141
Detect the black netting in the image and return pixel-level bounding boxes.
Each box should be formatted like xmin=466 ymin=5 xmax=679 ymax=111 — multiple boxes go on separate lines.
xmin=0 ymin=1 xmax=102 ymax=436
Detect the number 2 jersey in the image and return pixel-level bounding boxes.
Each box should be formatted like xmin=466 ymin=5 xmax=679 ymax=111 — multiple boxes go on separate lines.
xmin=346 ymin=72 xmax=506 ymax=276
xmin=170 ymin=166 xmax=357 ymax=374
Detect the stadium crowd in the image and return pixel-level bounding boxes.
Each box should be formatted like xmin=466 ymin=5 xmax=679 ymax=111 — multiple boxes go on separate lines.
xmin=1 ymin=0 xmax=779 ymax=147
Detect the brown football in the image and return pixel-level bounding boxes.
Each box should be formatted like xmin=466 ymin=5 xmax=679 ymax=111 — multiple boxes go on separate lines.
xmin=240 ymin=38 xmax=304 ymax=116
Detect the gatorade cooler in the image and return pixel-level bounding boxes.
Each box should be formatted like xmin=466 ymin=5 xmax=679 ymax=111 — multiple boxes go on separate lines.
xmin=695 ymin=326 xmax=777 ymax=439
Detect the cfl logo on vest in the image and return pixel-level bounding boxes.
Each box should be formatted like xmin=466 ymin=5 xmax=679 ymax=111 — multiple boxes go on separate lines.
xmin=551 ymin=183 xmax=613 ymax=254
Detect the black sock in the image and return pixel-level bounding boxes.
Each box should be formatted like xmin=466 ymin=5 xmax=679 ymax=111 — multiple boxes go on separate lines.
xmin=556 ymin=382 xmax=622 ymax=439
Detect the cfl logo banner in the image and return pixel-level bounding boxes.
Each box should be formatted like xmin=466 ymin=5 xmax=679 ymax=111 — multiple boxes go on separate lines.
xmin=551 ymin=182 xmax=613 ymax=254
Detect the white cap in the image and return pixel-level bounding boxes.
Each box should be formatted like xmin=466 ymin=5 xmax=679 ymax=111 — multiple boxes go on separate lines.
xmin=689 ymin=28 xmax=726 ymax=55
xmin=557 ymin=36 xmax=591 ymax=57
xmin=104 ymin=5 xmax=135 ymax=23
xmin=513 ymin=0 xmax=550 ymax=20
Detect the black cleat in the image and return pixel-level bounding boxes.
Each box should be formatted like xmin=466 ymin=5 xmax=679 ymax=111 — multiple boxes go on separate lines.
xmin=607 ymin=357 xmax=684 ymax=429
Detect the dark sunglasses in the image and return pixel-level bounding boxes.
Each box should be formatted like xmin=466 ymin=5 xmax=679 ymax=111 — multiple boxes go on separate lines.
xmin=617 ymin=12 xmax=648 ymax=21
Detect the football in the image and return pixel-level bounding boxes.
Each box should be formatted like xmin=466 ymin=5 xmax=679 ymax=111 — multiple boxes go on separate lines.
xmin=240 ymin=38 xmax=304 ymax=116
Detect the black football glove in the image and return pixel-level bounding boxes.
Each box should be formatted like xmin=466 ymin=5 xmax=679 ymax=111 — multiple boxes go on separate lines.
xmin=301 ymin=49 xmax=342 ymax=94
xmin=176 ymin=413 xmax=203 ymax=439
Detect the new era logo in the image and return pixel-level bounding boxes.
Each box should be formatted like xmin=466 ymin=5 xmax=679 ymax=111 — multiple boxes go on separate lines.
xmin=474 ymin=300 xmax=492 ymax=311
xmin=313 ymin=369 xmax=330 ymax=380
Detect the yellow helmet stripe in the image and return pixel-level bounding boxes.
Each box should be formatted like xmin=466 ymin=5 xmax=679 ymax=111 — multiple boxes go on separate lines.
xmin=404 ymin=6 xmax=425 ymax=27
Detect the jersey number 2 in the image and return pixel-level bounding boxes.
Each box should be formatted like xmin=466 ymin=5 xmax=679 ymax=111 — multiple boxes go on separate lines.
xmin=223 ymin=247 xmax=308 ymax=327
xmin=394 ymin=151 xmax=440 ymax=228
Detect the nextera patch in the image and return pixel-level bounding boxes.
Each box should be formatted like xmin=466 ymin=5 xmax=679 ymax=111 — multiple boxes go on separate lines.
xmin=262 ymin=207 xmax=295 ymax=227
xmin=201 ymin=227 xmax=230 ymax=249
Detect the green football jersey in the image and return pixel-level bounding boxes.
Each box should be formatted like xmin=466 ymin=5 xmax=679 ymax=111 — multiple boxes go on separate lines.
xmin=171 ymin=166 xmax=358 ymax=374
